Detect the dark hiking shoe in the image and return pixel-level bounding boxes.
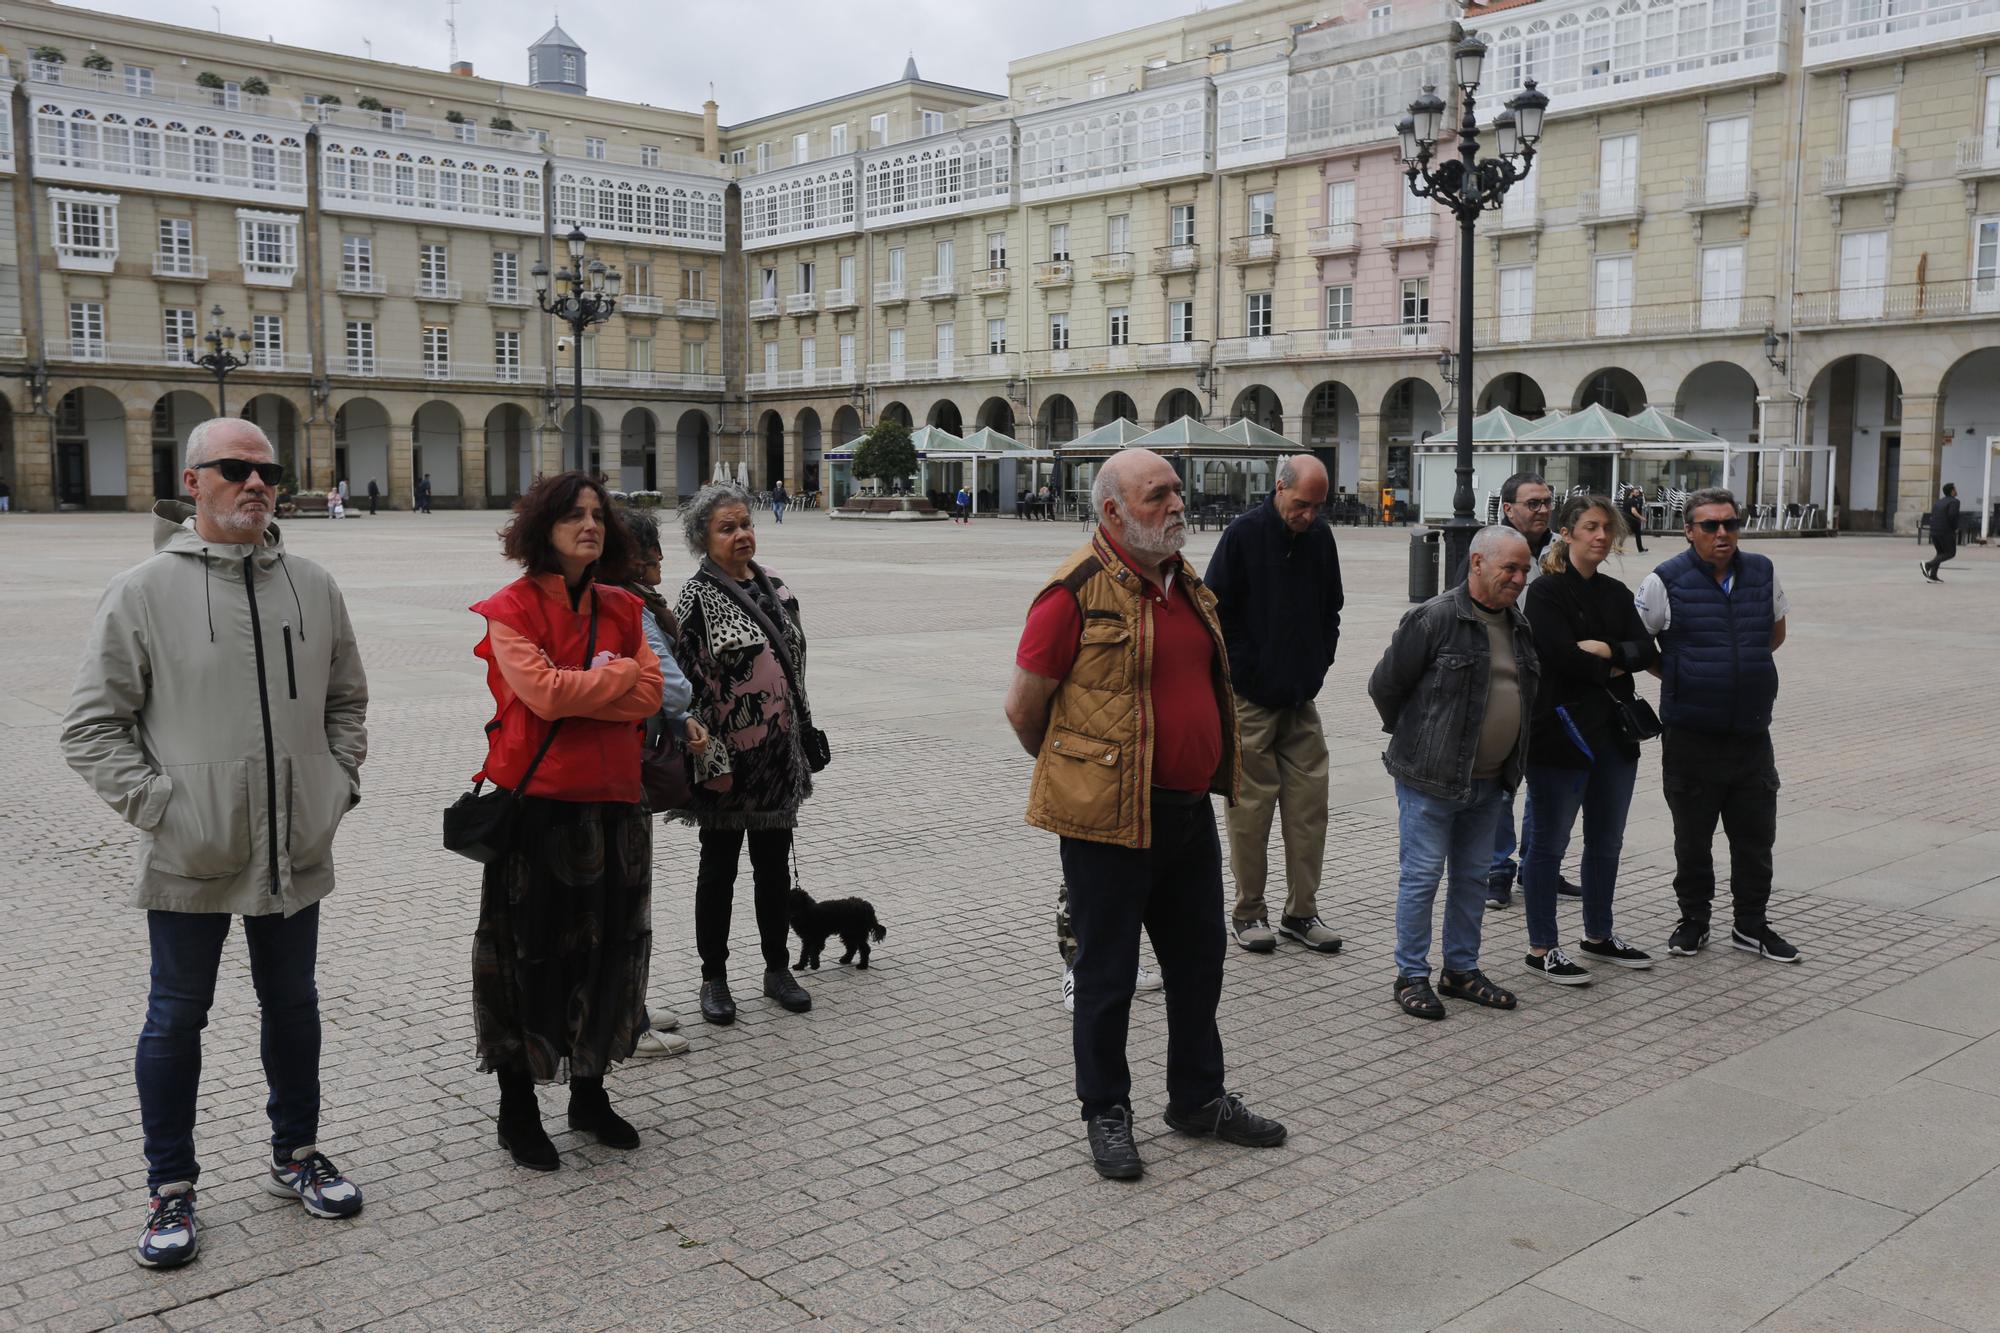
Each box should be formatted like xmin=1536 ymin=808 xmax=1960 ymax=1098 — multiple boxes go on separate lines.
xmin=1164 ymin=1093 xmax=1287 ymax=1148
xmin=763 ymin=968 xmax=812 ymax=1013
xmin=1087 ymin=1106 xmax=1143 ymax=1180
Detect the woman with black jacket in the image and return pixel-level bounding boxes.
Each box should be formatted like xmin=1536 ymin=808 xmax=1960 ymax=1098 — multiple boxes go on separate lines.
xmin=1519 ymin=495 xmax=1660 ymax=987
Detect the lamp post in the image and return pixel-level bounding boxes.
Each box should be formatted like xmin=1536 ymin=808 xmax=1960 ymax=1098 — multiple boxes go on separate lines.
xmin=189 ymin=303 xmax=252 ymax=416
xmin=532 ymin=226 xmax=622 ymax=474
xmin=1398 ymin=34 xmax=1549 ymax=584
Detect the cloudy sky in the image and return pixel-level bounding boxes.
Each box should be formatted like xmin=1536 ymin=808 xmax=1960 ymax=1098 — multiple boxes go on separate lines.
xmin=76 ymin=0 xmax=1201 ymax=121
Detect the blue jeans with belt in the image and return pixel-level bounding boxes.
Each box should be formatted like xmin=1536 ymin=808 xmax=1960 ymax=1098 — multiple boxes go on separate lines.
xmin=136 ymin=904 xmax=322 ymax=1189
xmin=1395 ymin=778 xmax=1507 ymax=978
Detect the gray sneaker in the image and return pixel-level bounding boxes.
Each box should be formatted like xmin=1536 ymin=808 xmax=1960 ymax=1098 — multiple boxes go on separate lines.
xmin=1232 ymin=918 xmax=1277 ymax=953
xmin=1277 ymin=915 xmax=1343 ymax=954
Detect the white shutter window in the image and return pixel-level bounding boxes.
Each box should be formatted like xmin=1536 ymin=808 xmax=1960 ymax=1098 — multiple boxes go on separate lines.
xmin=1325 ymin=180 xmax=1355 ymax=227
xmin=1107 ymin=214 xmax=1130 ymax=253
xmin=763 ymin=342 xmax=779 ymax=377
xmin=1838 ymin=230 xmax=1888 ymax=321
xmin=987 ymin=318 xmax=1006 ymax=354
xmin=936 ymin=322 xmax=954 ymax=373
xmin=801 ymin=337 xmax=817 ymax=372
xmin=1699 ymin=246 xmax=1745 ymax=329
xmin=888 ymin=328 xmax=905 ymax=368
xmin=1704 ymin=117 xmax=1749 ymax=201
xmin=1498 ymin=266 xmax=1534 ymax=342
xmin=1985 ymin=75 xmax=2000 ymax=160
xmin=1593 ymin=256 xmax=1634 ymax=335
xmin=1501 ymin=167 xmax=1537 ymax=228
xmin=840 ymin=333 xmax=856 ymax=374
xmin=935 ymin=238 xmax=953 ymax=278
xmin=1598 ymin=134 xmax=1638 ymax=213
xmin=1845 ymin=93 xmax=1896 ymax=181
xmin=1975 ymin=217 xmax=2000 ymax=313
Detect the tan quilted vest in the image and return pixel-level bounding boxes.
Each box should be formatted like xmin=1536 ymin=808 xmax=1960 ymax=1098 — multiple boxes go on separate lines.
xmin=1024 ymin=533 xmax=1240 ymax=849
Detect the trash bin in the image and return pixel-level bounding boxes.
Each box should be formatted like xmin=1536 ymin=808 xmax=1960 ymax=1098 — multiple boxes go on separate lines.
xmin=1408 ymin=529 xmax=1441 ymax=604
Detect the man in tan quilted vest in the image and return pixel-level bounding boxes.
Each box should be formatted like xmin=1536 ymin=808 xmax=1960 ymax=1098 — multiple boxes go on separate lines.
xmin=1005 ymin=448 xmax=1287 ymax=1181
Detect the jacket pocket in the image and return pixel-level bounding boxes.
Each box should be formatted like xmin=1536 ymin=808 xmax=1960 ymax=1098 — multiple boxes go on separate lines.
xmin=147 ymin=760 xmax=253 ymax=879
xmin=1075 ymin=619 xmax=1132 ymax=691
xmin=286 ymin=752 xmax=353 ymax=872
xmin=1042 ymin=725 xmax=1124 ymax=828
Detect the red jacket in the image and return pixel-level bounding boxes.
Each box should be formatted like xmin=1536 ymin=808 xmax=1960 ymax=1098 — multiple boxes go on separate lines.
xmin=472 ymin=577 xmax=649 ymax=803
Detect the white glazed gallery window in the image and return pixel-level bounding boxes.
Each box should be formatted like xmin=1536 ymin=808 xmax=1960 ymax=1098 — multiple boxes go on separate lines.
xmin=495 ymin=330 xmax=521 ymax=382
xmin=1108 ymin=306 xmax=1130 ymax=346
xmin=1497 ymin=264 xmax=1534 ymax=342
xmin=1699 ymin=245 xmax=1744 ymax=329
xmin=1593 ymin=255 xmax=1635 ymax=335
xmin=1049 ymin=313 xmax=1070 ymax=351
xmin=492 ymin=250 xmax=520 ymax=301
xmin=422 ymin=325 xmax=451 ymax=379
xmin=585 ymin=137 xmax=605 ymax=160
xmin=1246 ymin=291 xmax=1273 ymax=338
xmin=158 ymin=217 xmax=195 ymax=275
xmin=163 ymin=307 xmax=197 ymax=364
xmin=345 ymin=320 xmax=376 ymax=375
xmin=251 ymin=314 xmax=284 ymax=369
xmin=52 ymin=192 xmax=118 ymax=271
xmin=124 ymin=64 xmax=155 ymax=96
xmin=1168 ymin=299 xmax=1194 ymax=342
xmin=1170 ymin=203 xmax=1195 ymax=247
xmin=682 ymin=340 xmax=707 ymax=376
xmin=237 ymin=212 xmax=297 ymax=282
xmin=69 ymin=301 xmax=106 ymax=359
xmin=987 ymin=317 xmax=1007 ymax=354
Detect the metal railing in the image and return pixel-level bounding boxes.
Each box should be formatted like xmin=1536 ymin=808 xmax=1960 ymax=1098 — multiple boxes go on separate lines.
xmin=784 ymin=291 xmax=820 ymax=314
xmin=1821 ymin=146 xmax=1905 ymax=193
xmin=151 ymin=254 xmax=208 ymax=279
xmin=1090 ymin=252 xmax=1136 ymax=280
xmin=1153 ymin=243 xmax=1200 ymax=273
xmin=414 ymin=279 xmax=463 ymax=301
xmin=1214 ymin=323 xmax=1444 ymax=364
xmin=29 ymin=63 xmax=293 ymax=119
xmin=866 ymin=353 xmax=1015 ymax=383
xmin=1577 ymin=186 xmax=1644 ymax=223
xmin=1794 ymin=278 xmax=2000 ymax=326
xmin=873 ymin=279 xmax=907 ymax=303
xmin=580 ymin=368 xmax=727 ymax=393
xmin=676 ymin=297 xmax=720 ymax=318
xmin=919 ymin=273 xmax=956 ymax=299
xmin=1681 ymin=170 xmax=1757 ymax=210
xmin=1471 ymin=296 xmax=1775 ymax=344
xmin=968 ymin=267 xmax=1010 ymax=294
xmin=337 ymin=273 xmax=386 ymax=295
xmin=746 ymin=364 xmax=859 ymax=391
xmin=747 ymin=296 xmax=780 ymax=318
xmin=486 ymin=287 xmax=529 ymax=307
xmin=619 ymin=294 xmax=666 ymax=315
xmin=1956 ymin=137 xmax=2000 ymax=174
xmin=1033 ymin=259 xmax=1075 ymax=286
xmin=1307 ymin=223 xmax=1358 ymax=254
xmin=1024 ymin=344 xmax=1142 ymax=375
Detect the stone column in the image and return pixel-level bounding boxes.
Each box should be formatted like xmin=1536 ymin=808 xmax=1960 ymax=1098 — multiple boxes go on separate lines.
xmin=304 ymin=419 xmax=336 ymax=493
xmin=388 ymin=421 xmax=415 ymax=509
xmin=125 ymin=406 xmax=159 ymax=512
xmin=458 ymin=436 xmax=487 ymax=510
xmin=535 ymin=421 xmax=565 ymax=484
xmin=1355 ymin=410 xmax=1385 ymax=506
xmin=1895 ymin=392 xmax=1939 ymax=535
xmin=599 ymin=419 xmax=624 ymax=491
xmin=11 ymin=410 xmax=55 ymax=511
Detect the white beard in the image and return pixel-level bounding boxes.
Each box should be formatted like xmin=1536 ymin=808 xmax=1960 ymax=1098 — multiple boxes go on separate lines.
xmin=1118 ymin=509 xmax=1186 ymax=560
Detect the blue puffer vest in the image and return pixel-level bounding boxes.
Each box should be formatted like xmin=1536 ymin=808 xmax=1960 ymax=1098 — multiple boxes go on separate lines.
xmin=1657 ymin=547 xmax=1779 ymax=735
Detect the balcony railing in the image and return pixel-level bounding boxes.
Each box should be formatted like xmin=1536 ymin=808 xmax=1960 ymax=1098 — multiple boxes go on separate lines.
xmin=1226 ymin=233 xmax=1281 ymax=265
xmin=242 ymin=262 xmax=296 ymax=288
xmin=748 ymin=296 xmax=781 ymax=318
xmin=1821 ymin=147 xmax=1905 ymax=194
xmin=1682 ymin=170 xmax=1758 ymax=212
xmin=1153 ymin=243 xmax=1200 ymax=274
xmin=1577 ymin=186 xmax=1644 ymax=225
xmin=1955 ymin=137 xmax=2000 ymax=177
xmin=1025 ymin=344 xmax=1142 ymax=376
xmin=1471 ymin=296 xmax=1775 ymax=345
xmin=969 ymin=266 xmax=1009 ymax=294
xmin=873 ymin=279 xmax=907 ymax=304
xmin=337 ymin=273 xmax=386 ymax=295
xmin=1795 ymin=279 xmax=2000 ymax=327
xmin=620 ymin=294 xmax=666 ymax=315
xmin=1488 ymin=203 xmax=1542 ymax=235
xmin=415 ymin=279 xmax=463 ymax=302
xmin=486 ymin=287 xmax=529 ymax=307
xmin=1091 ymin=252 xmax=1136 ymax=281
xmin=29 ymin=63 xmax=290 ymax=119
xmin=1138 ymin=339 xmax=1212 ymax=368
xmin=1214 ymin=323 xmax=1445 ymax=364
xmin=746 ymin=364 xmax=860 ymax=392
xmin=151 ymin=254 xmax=207 ymax=279
xmin=866 ymin=355 xmax=1013 ymax=384
xmin=919 ymin=274 xmax=956 ymax=299
xmin=581 ymin=368 xmax=727 ymax=393
xmin=818 ymin=288 xmax=855 ymax=311
xmin=1033 ymin=259 xmax=1075 ymax=287
xmin=1307 ymin=223 xmax=1358 ymax=255
xmin=784 ymin=291 xmax=819 ymax=314
xmin=1380 ymin=213 xmax=1436 ymax=247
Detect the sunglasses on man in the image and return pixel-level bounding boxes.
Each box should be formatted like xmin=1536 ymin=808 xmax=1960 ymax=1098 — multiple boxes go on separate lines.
xmin=195 ymin=458 xmax=285 ymax=486
xmin=1692 ymin=517 xmax=1743 ymax=533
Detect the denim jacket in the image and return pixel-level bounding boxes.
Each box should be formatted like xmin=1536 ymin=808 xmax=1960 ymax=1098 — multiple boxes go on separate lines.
xmin=1367 ymin=583 xmax=1540 ymax=801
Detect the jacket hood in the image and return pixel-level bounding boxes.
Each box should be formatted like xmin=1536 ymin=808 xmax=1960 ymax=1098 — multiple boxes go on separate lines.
xmin=152 ymin=499 xmax=286 ymax=561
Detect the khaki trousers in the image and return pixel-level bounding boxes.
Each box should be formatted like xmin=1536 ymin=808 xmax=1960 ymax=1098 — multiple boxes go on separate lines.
xmin=1225 ymin=698 xmax=1330 ymax=924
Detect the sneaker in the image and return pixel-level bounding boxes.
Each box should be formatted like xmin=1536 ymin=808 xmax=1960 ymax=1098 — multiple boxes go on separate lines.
xmin=1063 ymin=966 xmax=1076 ymax=1014
xmin=1087 ymin=1106 xmax=1144 ymax=1180
xmin=135 ymin=1183 xmax=199 ymax=1269
xmin=1277 ymin=915 xmax=1343 ymax=953
xmin=1667 ymin=921 xmax=1711 ymax=956
xmin=699 ymin=977 xmax=736 ymax=1025
xmin=634 ymin=1027 xmax=690 ymax=1057
xmin=1921 ymin=562 xmax=1937 ymax=582
xmin=261 ymin=1148 xmax=363 ymax=1219
xmin=1163 ymin=1093 xmax=1287 ymax=1148
xmin=1135 ymin=963 xmax=1163 ymax=992
xmin=1577 ymin=935 xmax=1654 ymax=969
xmin=1232 ymin=918 xmax=1277 ymax=953
xmin=763 ymin=968 xmax=812 ymax=1012
xmin=1731 ymin=924 xmax=1802 ymax=964
xmin=1485 ymin=876 xmax=1514 ymax=909
xmin=1523 ymin=946 xmax=1592 ymax=986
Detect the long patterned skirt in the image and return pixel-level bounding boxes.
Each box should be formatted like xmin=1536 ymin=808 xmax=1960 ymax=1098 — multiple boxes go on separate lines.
xmin=472 ymin=796 xmax=651 ymax=1083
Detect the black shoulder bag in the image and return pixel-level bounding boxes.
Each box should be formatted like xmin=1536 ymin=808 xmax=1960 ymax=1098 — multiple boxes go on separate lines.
xmin=443 ymin=591 xmax=600 ymax=863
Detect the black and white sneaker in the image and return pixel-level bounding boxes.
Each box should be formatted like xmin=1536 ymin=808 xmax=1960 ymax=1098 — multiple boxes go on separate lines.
xmin=1485 ymin=876 xmax=1515 ymax=909
xmin=1667 ymin=921 xmax=1710 ymax=956
xmin=1522 ymin=946 xmax=1592 ymax=986
xmin=1577 ymin=935 xmax=1654 ymax=969
xmin=1732 ymin=924 xmax=1802 ymax=964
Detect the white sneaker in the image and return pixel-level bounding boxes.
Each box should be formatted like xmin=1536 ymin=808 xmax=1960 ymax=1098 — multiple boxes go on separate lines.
xmin=1135 ymin=964 xmax=1163 ymax=992
xmin=1063 ymin=966 xmax=1076 ymax=1013
xmin=634 ymin=1027 xmax=690 ymax=1057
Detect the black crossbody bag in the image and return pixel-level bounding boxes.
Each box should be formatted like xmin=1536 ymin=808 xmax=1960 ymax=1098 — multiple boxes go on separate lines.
xmin=443 ymin=592 xmax=600 ymax=863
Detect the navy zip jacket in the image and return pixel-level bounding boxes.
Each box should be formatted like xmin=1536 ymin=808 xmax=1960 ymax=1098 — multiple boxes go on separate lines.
xmin=1203 ymin=495 xmax=1343 ymax=709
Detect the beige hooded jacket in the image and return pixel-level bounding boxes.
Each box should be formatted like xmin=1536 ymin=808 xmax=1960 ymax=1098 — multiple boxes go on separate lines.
xmin=60 ymin=502 xmax=369 ymax=916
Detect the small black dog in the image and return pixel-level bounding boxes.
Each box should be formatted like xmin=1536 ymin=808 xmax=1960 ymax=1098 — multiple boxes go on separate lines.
xmin=789 ymin=887 xmax=887 ymax=971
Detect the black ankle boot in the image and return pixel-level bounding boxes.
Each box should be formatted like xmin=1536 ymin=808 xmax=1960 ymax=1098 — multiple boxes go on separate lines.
xmin=567 ymin=1076 xmax=640 ymax=1150
xmin=495 ymin=1068 xmax=559 ymax=1171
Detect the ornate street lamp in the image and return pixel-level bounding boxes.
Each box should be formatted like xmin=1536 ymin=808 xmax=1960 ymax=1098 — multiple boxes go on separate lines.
xmin=189 ymin=303 xmax=252 ymax=416
xmin=1399 ymin=34 xmax=1550 ymax=584
xmin=533 ymin=226 xmax=622 ymax=474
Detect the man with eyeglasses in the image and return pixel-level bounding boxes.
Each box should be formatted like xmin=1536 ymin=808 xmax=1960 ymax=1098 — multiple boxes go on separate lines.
xmin=61 ymin=418 xmax=371 ymax=1270
xmin=1634 ymin=486 xmax=1799 ymax=964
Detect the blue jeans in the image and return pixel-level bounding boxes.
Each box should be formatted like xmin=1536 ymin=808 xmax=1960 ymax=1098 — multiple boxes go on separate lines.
xmin=137 ymin=905 xmax=322 ymax=1189
xmin=1524 ymin=754 xmax=1639 ymax=951
xmin=1490 ymin=785 xmax=1535 ymax=889
xmin=772 ymin=500 xmax=786 ymax=523
xmin=1395 ymin=779 xmax=1507 ymax=978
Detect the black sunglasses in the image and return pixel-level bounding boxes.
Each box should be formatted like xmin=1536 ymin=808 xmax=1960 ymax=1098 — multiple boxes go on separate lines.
xmin=1693 ymin=518 xmax=1743 ymax=533
xmin=196 ymin=458 xmax=284 ymax=486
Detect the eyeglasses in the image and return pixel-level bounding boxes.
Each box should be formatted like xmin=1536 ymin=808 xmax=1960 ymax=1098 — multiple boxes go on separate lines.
xmin=1693 ymin=518 xmax=1744 ymax=534
xmin=1514 ymin=498 xmax=1554 ymax=511
xmin=195 ymin=458 xmax=284 ymax=486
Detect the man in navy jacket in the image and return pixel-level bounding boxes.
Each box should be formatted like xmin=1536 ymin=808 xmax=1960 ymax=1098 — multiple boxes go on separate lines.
xmin=1205 ymin=455 xmax=1345 ymax=955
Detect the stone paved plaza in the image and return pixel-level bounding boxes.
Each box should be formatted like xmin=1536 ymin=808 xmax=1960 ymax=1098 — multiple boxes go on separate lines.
xmin=3 ymin=507 xmax=1999 ymax=1332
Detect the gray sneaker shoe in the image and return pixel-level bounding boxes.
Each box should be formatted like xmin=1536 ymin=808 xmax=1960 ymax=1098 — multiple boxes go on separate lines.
xmin=1232 ymin=918 xmax=1277 ymax=953
xmin=1277 ymin=915 xmax=1343 ymax=954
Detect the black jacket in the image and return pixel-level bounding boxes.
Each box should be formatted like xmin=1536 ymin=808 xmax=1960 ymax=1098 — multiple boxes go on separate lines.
xmin=1203 ymin=496 xmax=1343 ymax=709
xmin=1931 ymin=494 xmax=1962 ymax=546
xmin=1523 ymin=564 xmax=1658 ymax=769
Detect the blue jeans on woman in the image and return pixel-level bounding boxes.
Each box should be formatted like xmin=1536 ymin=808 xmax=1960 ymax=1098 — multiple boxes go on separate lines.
xmin=1394 ymin=778 xmax=1507 ymax=978
xmin=136 ymin=905 xmax=322 ymax=1190
xmin=1523 ymin=752 xmax=1639 ymax=951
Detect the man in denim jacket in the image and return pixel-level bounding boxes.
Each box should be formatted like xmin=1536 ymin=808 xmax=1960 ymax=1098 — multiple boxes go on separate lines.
xmin=1368 ymin=526 xmax=1539 ymax=1021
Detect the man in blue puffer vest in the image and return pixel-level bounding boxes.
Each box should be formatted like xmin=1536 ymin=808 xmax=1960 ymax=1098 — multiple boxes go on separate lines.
xmin=1633 ymin=487 xmax=1801 ymax=965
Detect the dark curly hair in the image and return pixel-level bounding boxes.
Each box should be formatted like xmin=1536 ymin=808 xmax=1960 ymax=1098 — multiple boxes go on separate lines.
xmin=498 ymin=471 xmax=639 ymax=581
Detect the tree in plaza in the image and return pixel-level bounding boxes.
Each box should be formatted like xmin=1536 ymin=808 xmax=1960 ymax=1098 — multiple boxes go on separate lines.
xmin=852 ymin=419 xmax=918 ymax=493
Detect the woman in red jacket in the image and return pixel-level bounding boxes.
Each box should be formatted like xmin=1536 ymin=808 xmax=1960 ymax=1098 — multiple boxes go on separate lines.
xmin=469 ymin=472 xmax=664 ymax=1171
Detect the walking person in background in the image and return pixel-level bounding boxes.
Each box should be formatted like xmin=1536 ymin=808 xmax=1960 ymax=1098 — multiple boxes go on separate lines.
xmin=469 ymin=472 xmax=664 ymax=1171
xmin=416 ymin=474 xmax=433 ymax=514
xmin=1369 ymin=526 xmax=1538 ymax=1021
xmin=1519 ymin=496 xmax=1659 ymax=987
xmin=0 ymin=475 xmax=11 ymax=512
xmin=1922 ymin=482 xmax=1961 ymax=582
xmin=1486 ymin=472 xmax=1570 ymax=910
xmin=955 ymin=484 xmax=973 ymax=524
xmin=366 ymin=479 xmax=379 ymax=516
xmin=668 ymin=482 xmax=818 ymax=1025
xmin=1204 ymin=454 xmax=1345 ymax=957
xmin=771 ymin=478 xmax=788 ymax=524
xmin=1623 ymin=487 xmax=1648 ymax=553
xmin=1636 ymin=488 xmax=1801 ymax=964
xmin=61 ymin=419 xmax=371 ymax=1268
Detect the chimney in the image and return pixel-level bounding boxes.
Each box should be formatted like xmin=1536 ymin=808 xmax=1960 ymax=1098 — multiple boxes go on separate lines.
xmin=451 ymin=60 xmax=474 ymax=77
xmin=703 ymin=97 xmax=719 ymax=157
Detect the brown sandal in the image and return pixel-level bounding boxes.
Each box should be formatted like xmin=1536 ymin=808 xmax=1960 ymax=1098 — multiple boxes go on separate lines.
xmin=1439 ymin=968 xmax=1517 ymax=1010
xmin=1394 ymin=975 xmax=1446 ymax=1020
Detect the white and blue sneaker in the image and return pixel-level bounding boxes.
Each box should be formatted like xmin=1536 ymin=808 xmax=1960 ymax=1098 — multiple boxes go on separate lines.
xmin=135 ymin=1182 xmax=198 ymax=1269
xmin=261 ymin=1147 xmax=364 ymax=1219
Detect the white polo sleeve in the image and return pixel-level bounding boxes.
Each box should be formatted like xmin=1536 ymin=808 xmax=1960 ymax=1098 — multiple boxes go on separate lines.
xmin=1772 ymin=572 xmax=1790 ymax=622
xmin=1634 ymin=571 xmax=1670 ymax=635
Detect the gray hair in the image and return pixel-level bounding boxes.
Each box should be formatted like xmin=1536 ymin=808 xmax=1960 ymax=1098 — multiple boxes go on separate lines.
xmin=1682 ymin=487 xmax=1739 ymax=521
xmin=1088 ymin=462 xmax=1119 ymax=517
xmin=185 ymin=417 xmax=272 ymax=469
xmin=680 ymin=481 xmax=754 ymax=557
xmin=1468 ymin=524 xmax=1529 ymax=563
xmin=620 ymin=504 xmax=663 ymax=555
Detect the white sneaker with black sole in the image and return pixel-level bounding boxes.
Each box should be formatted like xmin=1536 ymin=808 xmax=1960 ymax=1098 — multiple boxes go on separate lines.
xmin=1523 ymin=946 xmax=1592 ymax=986
xmin=1731 ymin=924 xmax=1802 ymax=964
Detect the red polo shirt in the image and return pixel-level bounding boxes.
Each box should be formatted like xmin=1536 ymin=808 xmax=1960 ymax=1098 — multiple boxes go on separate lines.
xmin=1015 ymin=535 xmax=1222 ymax=793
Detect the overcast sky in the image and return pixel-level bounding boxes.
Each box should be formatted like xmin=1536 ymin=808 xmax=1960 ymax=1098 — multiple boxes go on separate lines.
xmin=73 ymin=0 xmax=1202 ymax=122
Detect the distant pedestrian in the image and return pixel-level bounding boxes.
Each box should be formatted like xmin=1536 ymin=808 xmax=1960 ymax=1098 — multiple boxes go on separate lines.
xmin=1922 ymin=482 xmax=1961 ymax=582
xmin=1636 ymin=487 xmax=1801 ymax=964
xmin=1005 ymin=447 xmax=1286 ymax=1182
xmin=416 ymin=474 xmax=433 ymax=514
xmin=1369 ymin=525 xmax=1538 ymax=1020
xmin=1204 ymin=454 xmax=1345 ymax=957
xmin=60 ymin=418 xmax=371 ymax=1269
xmin=469 ymin=471 xmax=664 ymax=1171
xmin=0 ymin=475 xmax=11 ymax=512
xmin=1623 ymin=486 xmax=1648 ymax=552
xmin=337 ymin=478 xmax=348 ymax=506
xmin=955 ymin=485 xmax=973 ymax=523
xmin=1487 ymin=472 xmax=1565 ymax=909
xmin=771 ymin=479 xmax=788 ymax=524
xmin=366 ymin=479 xmax=379 ymax=516
xmin=325 ymin=489 xmax=343 ymax=520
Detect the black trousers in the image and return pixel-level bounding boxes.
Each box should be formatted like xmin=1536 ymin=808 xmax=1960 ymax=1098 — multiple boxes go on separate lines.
xmin=694 ymin=826 xmax=793 ymax=980
xmin=1059 ymin=790 xmax=1226 ymax=1122
xmin=1662 ymin=726 xmax=1778 ymax=932
xmin=1925 ymin=537 xmax=1957 ymax=576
